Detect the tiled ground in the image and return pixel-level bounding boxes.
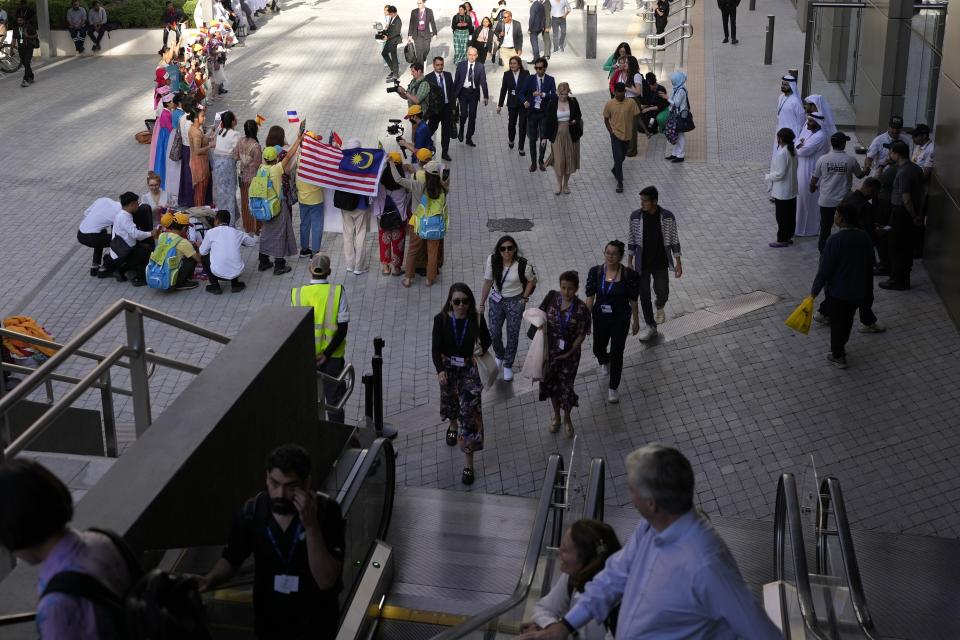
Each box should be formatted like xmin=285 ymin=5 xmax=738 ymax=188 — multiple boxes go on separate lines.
xmin=2 ymin=0 xmax=959 ymax=538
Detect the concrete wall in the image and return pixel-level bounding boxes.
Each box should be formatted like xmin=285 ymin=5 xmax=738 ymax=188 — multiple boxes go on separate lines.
xmin=47 ymin=28 xmax=205 ymax=57
xmin=925 ymin=7 xmax=960 ymax=326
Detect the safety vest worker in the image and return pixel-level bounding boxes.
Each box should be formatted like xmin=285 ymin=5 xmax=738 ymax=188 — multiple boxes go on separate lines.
xmin=291 ymin=253 xmax=350 ymax=423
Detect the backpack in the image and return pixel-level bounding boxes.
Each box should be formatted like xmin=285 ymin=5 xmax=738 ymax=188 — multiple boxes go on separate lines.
xmin=145 ymin=233 xmax=183 ymax=290
xmin=41 ymin=528 xmax=212 ymax=640
xmin=414 ymin=193 xmax=447 ymax=240
xmin=424 ymin=80 xmax=444 ymax=119
xmin=333 ymin=189 xmax=362 ymax=211
xmin=403 ymin=40 xmax=417 ymax=63
xmin=496 ymin=256 xmax=536 ymax=295
xmin=248 ymin=166 xmax=280 ymax=221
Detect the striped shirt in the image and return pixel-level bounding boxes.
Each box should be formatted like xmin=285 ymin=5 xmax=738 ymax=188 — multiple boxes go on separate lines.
xmin=626 ymin=207 xmax=681 ymax=270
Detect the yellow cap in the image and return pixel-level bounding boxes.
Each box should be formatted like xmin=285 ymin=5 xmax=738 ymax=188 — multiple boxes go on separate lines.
xmin=173 ymin=212 xmax=191 ymax=226
xmin=388 ymin=151 xmax=403 ymax=164
xmin=416 ymin=148 xmax=434 ymax=162
xmin=160 ymin=212 xmax=174 ymax=227
xmin=405 ymin=104 xmax=422 ymax=119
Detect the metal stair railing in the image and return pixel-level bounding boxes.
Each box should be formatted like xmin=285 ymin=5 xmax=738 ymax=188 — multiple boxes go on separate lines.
xmin=645 ymin=21 xmax=694 ymax=68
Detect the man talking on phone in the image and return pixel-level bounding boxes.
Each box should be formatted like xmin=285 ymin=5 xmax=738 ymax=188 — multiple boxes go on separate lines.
xmin=192 ymin=444 xmax=345 ymax=640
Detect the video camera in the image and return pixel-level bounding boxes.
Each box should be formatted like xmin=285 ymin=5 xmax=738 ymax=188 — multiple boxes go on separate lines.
xmin=386 ymin=119 xmax=407 ymax=158
xmin=385 ymin=78 xmax=401 ymax=93
xmin=373 ymin=21 xmax=387 ymax=39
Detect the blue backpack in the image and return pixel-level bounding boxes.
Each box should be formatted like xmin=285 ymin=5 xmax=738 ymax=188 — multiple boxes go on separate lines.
xmin=249 ymin=166 xmax=281 ymax=221
xmin=146 ymin=234 xmax=182 ymax=290
xmin=414 ymin=193 xmax=447 ymax=240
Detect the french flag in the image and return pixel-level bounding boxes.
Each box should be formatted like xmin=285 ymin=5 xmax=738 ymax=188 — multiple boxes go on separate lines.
xmin=286 ymin=110 xmax=300 ymax=123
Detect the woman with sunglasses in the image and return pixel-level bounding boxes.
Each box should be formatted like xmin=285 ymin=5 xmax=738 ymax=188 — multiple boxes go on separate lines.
xmin=537 ymin=270 xmax=590 ymax=436
xmin=585 ymin=240 xmax=639 ymax=404
xmin=478 ymin=235 xmax=537 ymax=382
xmin=432 ymin=283 xmax=492 ymax=485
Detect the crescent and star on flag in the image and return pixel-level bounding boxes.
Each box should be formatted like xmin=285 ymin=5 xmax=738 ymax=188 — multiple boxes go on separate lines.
xmin=350 ymin=151 xmax=376 ymax=170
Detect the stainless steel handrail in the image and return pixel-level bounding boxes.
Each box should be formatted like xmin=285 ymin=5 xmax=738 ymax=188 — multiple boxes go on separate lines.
xmin=646 ymin=22 xmax=693 ymax=51
xmin=431 ymin=453 xmax=564 ymax=640
xmin=338 ymin=438 xmax=396 ymax=541
xmin=3 ymin=346 xmax=127 ymax=459
xmin=816 ymin=477 xmax=879 ymax=639
xmin=0 ymin=327 xmax=133 ymax=370
xmin=317 ymin=363 xmax=356 ymax=412
xmin=583 ymin=457 xmax=605 ymax=521
xmin=0 ymin=362 xmax=133 ymax=397
xmin=774 ymin=473 xmax=830 ymax=640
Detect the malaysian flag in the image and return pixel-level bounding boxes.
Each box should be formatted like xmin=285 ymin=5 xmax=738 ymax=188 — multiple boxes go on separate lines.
xmin=297 ymin=136 xmax=387 ymax=197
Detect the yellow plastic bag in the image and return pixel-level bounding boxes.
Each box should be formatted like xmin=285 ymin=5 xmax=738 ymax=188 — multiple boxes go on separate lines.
xmin=785 ymin=296 xmax=814 ymax=335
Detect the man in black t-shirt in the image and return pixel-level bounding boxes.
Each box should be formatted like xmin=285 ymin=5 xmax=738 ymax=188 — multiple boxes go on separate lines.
xmin=880 ymin=140 xmax=924 ymax=291
xmin=193 ymin=444 xmax=345 ymax=640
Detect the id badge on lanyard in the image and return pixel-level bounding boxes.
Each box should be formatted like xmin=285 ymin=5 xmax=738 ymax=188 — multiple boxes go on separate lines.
xmin=450 ymin=356 xmax=466 ymax=367
xmin=268 ymin=522 xmax=303 ymax=594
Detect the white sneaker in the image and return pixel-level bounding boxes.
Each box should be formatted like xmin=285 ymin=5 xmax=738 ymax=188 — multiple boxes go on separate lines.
xmin=495 ymin=357 xmax=503 ymax=369
xmin=601 ymin=363 xmax=609 ymax=376
xmin=353 ymin=268 xmax=369 ymax=275
xmin=814 ymin=312 xmax=830 ymax=325
xmin=345 ymin=266 xmax=354 ymax=272
xmin=607 ymin=388 xmax=619 ymax=403
xmin=638 ymin=326 xmax=658 ymax=342
xmin=858 ymin=322 xmax=886 ymax=333
xmin=655 ymin=307 xmax=666 ymax=324
xmin=503 ymin=367 xmax=514 ymax=381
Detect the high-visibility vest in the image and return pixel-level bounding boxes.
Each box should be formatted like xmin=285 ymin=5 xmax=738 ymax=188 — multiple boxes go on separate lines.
xmin=291 ymin=283 xmax=346 ymax=358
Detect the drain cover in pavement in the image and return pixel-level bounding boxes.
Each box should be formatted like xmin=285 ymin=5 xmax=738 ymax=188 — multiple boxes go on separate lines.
xmin=487 ymin=218 xmax=534 ymax=232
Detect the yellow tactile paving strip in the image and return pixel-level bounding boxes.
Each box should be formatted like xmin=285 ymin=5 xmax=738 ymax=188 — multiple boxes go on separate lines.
xmin=628 ymin=0 xmax=707 ymax=162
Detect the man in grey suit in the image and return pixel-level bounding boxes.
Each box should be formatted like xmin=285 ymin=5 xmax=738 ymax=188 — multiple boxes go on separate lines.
xmin=408 ymin=0 xmax=438 ymax=65
xmin=379 ymin=5 xmax=403 ymax=80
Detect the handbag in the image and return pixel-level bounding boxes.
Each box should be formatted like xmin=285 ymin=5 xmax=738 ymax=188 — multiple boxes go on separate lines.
xmin=109 ymin=236 xmax=133 ymax=261
xmin=403 ymin=40 xmax=417 ymax=63
xmin=677 ymin=108 xmax=695 ymax=133
xmin=379 ymin=195 xmax=404 ymax=229
xmin=474 ymin=345 xmax=499 ymax=390
xmin=168 ymin=127 xmax=183 ymax=161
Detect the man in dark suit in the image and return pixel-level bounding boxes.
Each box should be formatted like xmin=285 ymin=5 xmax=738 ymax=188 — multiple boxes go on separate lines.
xmin=427 ymin=56 xmax=456 ymax=161
xmin=407 ymin=0 xmax=438 ymax=64
xmin=519 ymin=57 xmax=556 ymax=171
xmin=493 ymin=10 xmax=523 ymax=65
xmin=718 ymin=0 xmax=739 ymax=44
xmin=379 ymin=5 xmax=403 ymax=80
xmin=528 ymin=0 xmax=546 ymax=62
xmin=453 ymin=47 xmax=489 ymax=147
xmin=496 ymin=55 xmax=530 ymax=155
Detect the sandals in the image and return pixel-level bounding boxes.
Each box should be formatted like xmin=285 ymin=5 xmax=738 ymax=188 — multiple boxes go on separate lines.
xmin=564 ymin=421 xmax=575 ymax=438
xmin=381 ymin=265 xmax=392 ymax=276
xmin=462 ymin=467 xmax=475 ymax=485
xmin=401 ymin=277 xmax=413 ymax=288
xmin=548 ymin=416 xmax=561 ymax=433
xmin=445 ymin=426 xmax=458 ymax=446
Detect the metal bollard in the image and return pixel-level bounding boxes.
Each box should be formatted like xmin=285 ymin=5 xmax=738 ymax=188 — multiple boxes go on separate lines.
xmin=363 ymin=373 xmax=374 ymax=422
xmin=370 ymin=337 xmax=397 ymax=439
xmin=584 ymin=5 xmax=598 ymax=59
xmin=764 ymin=15 xmax=775 ymax=65
xmin=749 ymin=0 xmax=756 ymax=9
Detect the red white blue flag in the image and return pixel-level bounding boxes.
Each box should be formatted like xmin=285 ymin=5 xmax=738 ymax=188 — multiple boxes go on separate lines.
xmin=296 ymin=136 xmax=386 ymax=197
xmin=286 ymin=110 xmax=300 ymax=123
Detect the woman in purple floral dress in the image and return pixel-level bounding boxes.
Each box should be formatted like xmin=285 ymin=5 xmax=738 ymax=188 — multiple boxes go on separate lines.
xmin=538 ymin=271 xmax=591 ymax=437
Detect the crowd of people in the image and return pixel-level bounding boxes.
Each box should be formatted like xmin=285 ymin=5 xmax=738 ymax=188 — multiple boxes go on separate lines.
xmin=767 ymin=74 xmax=935 ymax=367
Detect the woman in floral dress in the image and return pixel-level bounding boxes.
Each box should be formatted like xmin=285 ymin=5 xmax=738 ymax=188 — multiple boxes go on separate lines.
xmin=539 ymin=270 xmax=591 ymax=437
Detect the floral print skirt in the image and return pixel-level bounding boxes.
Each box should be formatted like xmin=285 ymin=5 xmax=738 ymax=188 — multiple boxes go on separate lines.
xmin=440 ymin=357 xmax=484 ymax=453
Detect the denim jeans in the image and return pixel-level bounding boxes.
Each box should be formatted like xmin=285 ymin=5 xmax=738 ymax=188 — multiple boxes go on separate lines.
xmin=299 ymin=202 xmax=324 ymax=251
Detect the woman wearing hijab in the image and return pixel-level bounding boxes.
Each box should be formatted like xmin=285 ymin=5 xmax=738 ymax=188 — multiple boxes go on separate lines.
xmin=149 ymin=93 xmax=174 ymax=188
xmin=665 ymin=70 xmax=689 ymax=163
xmin=803 ymin=94 xmax=837 ymax=137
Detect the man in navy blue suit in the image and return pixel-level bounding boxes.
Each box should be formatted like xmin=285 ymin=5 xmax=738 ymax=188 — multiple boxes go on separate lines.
xmin=528 ymin=0 xmax=547 ymax=62
xmin=520 ymin=57 xmax=556 ymax=171
xmin=426 ymin=56 xmax=456 ymax=161
xmin=453 ymin=47 xmax=490 ymax=147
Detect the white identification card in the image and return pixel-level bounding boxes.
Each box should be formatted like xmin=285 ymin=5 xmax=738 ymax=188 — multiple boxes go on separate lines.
xmin=557 ymin=339 xmax=566 ymax=350
xmin=274 ymin=574 xmax=300 ymax=594
xmin=600 ymin=304 xmax=613 ymax=314
xmin=489 ymin=290 xmax=503 ymax=303
xmin=450 ymin=356 xmax=466 ymax=367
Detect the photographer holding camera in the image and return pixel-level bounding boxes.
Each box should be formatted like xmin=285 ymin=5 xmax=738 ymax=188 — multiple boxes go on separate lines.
xmin=394 ymin=62 xmax=431 ymax=108
xmin=399 ymin=105 xmax=435 ymax=162
xmin=378 ymin=6 xmax=402 ymax=81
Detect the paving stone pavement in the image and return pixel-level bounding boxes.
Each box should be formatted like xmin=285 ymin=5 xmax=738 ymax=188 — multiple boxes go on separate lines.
xmin=2 ymin=0 xmax=959 ymax=539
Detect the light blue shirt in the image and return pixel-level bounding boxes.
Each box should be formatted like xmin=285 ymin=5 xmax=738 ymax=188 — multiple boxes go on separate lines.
xmin=565 ymin=511 xmax=783 ymax=639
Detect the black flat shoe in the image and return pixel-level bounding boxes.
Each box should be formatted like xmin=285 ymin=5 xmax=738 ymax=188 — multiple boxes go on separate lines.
xmin=273 ymin=265 xmax=292 ymax=275
xmin=519 ymin=149 xmax=526 ymax=156
xmin=462 ymin=467 xmax=475 ymax=485
xmin=508 ymin=142 xmax=514 ymax=149
xmin=529 ymin=164 xmax=537 ymax=172
xmin=672 ymin=157 xmax=685 ymax=163
xmin=445 ymin=426 xmax=458 ymax=446
xmin=258 ymin=261 xmax=273 ymax=271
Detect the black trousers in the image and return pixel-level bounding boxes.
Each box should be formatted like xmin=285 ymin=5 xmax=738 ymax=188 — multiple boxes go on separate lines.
xmin=655 ymin=16 xmax=667 ymax=45
xmin=318 ymin=357 xmax=346 ymax=423
xmin=19 ymin=45 xmax=34 ymax=82
xmin=201 ymin=254 xmax=241 ymax=287
xmin=77 ymin=229 xmax=111 ymax=265
xmin=381 ymin=40 xmax=399 ymax=76
xmin=824 ymin=296 xmax=858 ymax=358
xmin=413 ymin=35 xmax=431 ymax=64
xmin=610 ymin=133 xmax=628 ymax=187
xmin=819 ymin=295 xmax=876 ymax=327
xmin=889 ymin=205 xmax=915 ymax=286
xmin=721 ymin=7 xmax=737 ymax=39
xmin=507 ymin=104 xmax=527 ymax=150
xmin=639 ymin=267 xmax=669 ymax=326
xmin=89 ymin=25 xmax=106 ymax=47
xmin=108 ymin=245 xmax=151 ymax=276
xmin=527 ymin=110 xmax=548 ymax=164
xmin=429 ymin=103 xmax=455 ymax=154
xmin=593 ymin=314 xmax=629 ymax=390
xmin=176 ymin=256 xmax=197 ymax=285
xmin=458 ymin=88 xmax=480 ymax=141
xmin=774 ymin=198 xmax=796 ymax=243
xmin=818 ymin=205 xmax=835 ymax=253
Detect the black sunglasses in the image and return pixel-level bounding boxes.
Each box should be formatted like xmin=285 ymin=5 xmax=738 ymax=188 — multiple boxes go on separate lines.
xmin=499 ymin=245 xmax=516 ymax=252
xmin=451 ymin=298 xmax=470 ymax=306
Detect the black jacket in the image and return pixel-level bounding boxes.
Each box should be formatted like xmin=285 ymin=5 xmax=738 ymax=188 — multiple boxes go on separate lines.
xmin=432 ymin=313 xmax=492 ymax=372
xmin=408 ymin=7 xmax=438 ymax=37
xmin=545 ymin=97 xmax=583 ymax=143
xmin=498 ymin=68 xmax=530 ymax=109
xmin=381 ymin=14 xmax=402 ymax=44
xmin=717 ymin=0 xmax=740 ymax=9
xmin=426 ymin=69 xmax=456 ymax=107
xmin=494 ymin=19 xmax=524 ymax=50
xmin=470 ymin=25 xmax=495 ymax=53
xmin=528 ymin=0 xmax=546 ymax=33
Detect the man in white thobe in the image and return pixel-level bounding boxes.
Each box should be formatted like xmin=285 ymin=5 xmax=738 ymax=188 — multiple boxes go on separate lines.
xmin=795 ymin=112 xmax=830 ymax=236
xmin=775 ymin=74 xmax=806 ymax=159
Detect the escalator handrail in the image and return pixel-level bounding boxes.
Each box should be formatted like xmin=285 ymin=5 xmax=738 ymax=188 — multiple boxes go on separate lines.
xmin=583 ymin=457 xmax=605 ymax=521
xmin=430 ymin=453 xmax=565 ymax=640
xmin=337 ymin=437 xmax=396 ymax=541
xmin=774 ymin=473 xmax=830 ymax=640
xmin=816 ymin=476 xmax=878 ymax=638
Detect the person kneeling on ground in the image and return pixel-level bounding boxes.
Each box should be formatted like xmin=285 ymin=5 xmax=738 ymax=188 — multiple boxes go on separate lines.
xmin=79 ymin=194 xmax=136 ymax=277
xmin=191 ymin=444 xmax=345 ymax=640
xmin=200 ymin=209 xmax=256 ymax=294
xmin=149 ymin=212 xmax=200 ymax=291
xmin=102 ymin=192 xmax=159 ymax=286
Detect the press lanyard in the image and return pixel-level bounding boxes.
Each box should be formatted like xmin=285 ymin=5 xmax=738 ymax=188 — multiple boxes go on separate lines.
xmin=557 ymin=298 xmax=574 ymax=334
xmin=451 ymin=316 xmax=468 ymax=348
xmin=601 ymin=266 xmax=619 ymax=298
xmin=497 ymin=263 xmax=513 ymax=291
xmin=266 ymin=522 xmax=302 ymax=571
